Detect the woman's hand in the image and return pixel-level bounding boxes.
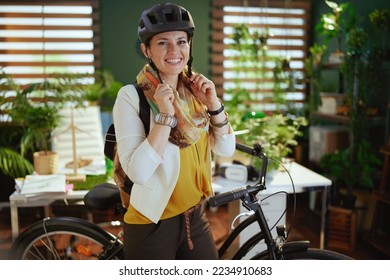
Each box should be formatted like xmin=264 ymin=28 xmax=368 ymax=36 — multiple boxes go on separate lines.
xmin=154 ymin=83 xmax=175 ymax=115
xmin=189 ymin=74 xmax=221 ymax=111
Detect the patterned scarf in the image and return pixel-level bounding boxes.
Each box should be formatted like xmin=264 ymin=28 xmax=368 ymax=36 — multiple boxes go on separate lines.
xmin=136 ymin=64 xmax=209 ymax=148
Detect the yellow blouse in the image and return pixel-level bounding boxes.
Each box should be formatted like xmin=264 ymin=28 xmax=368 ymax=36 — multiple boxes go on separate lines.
xmin=124 ymin=131 xmax=212 ymax=224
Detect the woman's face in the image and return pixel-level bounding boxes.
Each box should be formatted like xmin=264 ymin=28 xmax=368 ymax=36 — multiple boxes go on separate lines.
xmin=142 ymin=31 xmax=190 ymax=80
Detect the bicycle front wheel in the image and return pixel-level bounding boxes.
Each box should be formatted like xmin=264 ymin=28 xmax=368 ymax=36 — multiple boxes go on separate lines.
xmin=9 ymin=217 xmax=124 ymax=260
xmin=282 ymin=248 xmax=353 ymax=260
xmin=253 ymin=248 xmax=353 ymax=260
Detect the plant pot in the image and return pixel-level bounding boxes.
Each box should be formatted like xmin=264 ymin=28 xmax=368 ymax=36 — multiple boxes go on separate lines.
xmin=327 ymin=206 xmax=357 ymax=251
xmin=33 ymin=151 xmax=58 ymax=175
xmin=328 ymin=50 xmax=344 ymax=64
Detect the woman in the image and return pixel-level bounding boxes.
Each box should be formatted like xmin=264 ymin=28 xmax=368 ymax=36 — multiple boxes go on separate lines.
xmin=113 ymin=3 xmax=236 ymax=260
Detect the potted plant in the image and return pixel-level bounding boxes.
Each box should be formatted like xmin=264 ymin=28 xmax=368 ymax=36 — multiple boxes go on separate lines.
xmin=316 ymin=1 xmax=355 ymax=61
xmin=319 ymin=140 xmax=381 ymax=209
xmin=319 ymin=139 xmax=381 ymax=251
xmin=9 ymin=82 xmax=62 ymax=175
xmin=230 ymin=111 xmax=308 ymax=173
xmin=77 ymin=69 xmax=123 ymax=110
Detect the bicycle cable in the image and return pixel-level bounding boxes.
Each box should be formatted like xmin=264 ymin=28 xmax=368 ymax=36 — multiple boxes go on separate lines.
xmin=260 ymin=190 xmax=289 ymax=233
xmin=263 ymin=157 xmax=297 ymax=240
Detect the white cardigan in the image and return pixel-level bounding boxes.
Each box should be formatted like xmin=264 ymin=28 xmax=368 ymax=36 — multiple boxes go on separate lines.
xmin=113 ymin=84 xmax=236 ymax=223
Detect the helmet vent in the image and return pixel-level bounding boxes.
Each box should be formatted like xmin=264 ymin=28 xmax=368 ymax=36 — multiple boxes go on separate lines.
xmin=181 ymin=11 xmax=190 ymax=22
xmin=147 ymin=14 xmax=158 ymax=24
xmin=165 ymin=12 xmax=176 ymax=22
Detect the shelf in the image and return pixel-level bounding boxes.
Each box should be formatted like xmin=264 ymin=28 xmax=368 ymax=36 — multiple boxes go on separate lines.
xmin=322 ymin=62 xmax=341 ymax=70
xmin=311 ymin=112 xmax=349 ymax=124
xmin=371 ymin=190 xmax=390 ymax=205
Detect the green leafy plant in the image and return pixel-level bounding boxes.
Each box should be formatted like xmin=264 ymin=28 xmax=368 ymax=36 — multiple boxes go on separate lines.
xmin=369 ymin=8 xmax=390 ymax=54
xmin=315 ymin=0 xmax=354 ymax=51
xmin=304 ymin=43 xmax=328 ymax=112
xmin=234 ymin=113 xmax=308 ymax=171
xmin=9 ymin=84 xmax=62 ymax=156
xmin=319 ymin=140 xmax=381 ymax=208
xmin=0 ymin=147 xmax=34 ymax=178
xmin=369 ymin=8 xmax=390 ymax=30
xmin=81 ymin=69 xmax=123 ymax=110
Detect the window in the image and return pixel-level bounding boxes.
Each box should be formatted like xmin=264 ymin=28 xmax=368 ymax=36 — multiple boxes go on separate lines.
xmin=212 ymin=0 xmax=311 ymax=112
xmin=0 ymin=0 xmax=100 ymax=85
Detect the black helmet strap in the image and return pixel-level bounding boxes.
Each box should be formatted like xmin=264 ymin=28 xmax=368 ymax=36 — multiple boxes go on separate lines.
xmin=187 ymin=39 xmax=193 ymax=78
xmin=148 ymin=58 xmax=164 ymax=83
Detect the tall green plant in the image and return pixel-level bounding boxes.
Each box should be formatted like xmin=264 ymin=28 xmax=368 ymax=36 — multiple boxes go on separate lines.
xmin=9 ymin=82 xmax=62 ymax=156
xmin=369 ymin=8 xmax=390 ymax=50
xmin=0 ymin=147 xmax=34 ymax=178
xmin=0 ymin=70 xmax=35 ymax=178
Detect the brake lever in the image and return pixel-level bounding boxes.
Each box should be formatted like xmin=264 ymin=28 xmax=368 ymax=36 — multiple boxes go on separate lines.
xmin=230 ymin=210 xmax=254 ymax=230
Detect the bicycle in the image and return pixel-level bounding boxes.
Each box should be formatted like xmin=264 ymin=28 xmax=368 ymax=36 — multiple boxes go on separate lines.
xmin=9 ymin=143 xmax=352 ymax=260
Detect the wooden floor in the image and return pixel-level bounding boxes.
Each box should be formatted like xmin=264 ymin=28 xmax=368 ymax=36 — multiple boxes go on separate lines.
xmin=0 ymin=192 xmax=388 ymax=260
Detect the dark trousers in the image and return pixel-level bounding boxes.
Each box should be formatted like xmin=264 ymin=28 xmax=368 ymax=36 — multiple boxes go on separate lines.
xmin=123 ymin=202 xmax=218 ymax=260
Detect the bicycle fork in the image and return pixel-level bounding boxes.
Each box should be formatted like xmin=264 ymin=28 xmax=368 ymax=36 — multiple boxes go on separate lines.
xmin=241 ymin=192 xmax=277 ymax=260
xmin=241 ymin=195 xmax=310 ymax=260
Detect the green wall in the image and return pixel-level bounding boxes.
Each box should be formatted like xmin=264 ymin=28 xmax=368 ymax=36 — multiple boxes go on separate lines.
xmin=99 ymin=0 xmax=212 ymax=84
xmin=100 ymin=0 xmax=390 ymax=85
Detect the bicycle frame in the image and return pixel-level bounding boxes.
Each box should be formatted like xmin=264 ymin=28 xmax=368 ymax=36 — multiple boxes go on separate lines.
xmin=211 ymin=142 xmax=309 ymax=260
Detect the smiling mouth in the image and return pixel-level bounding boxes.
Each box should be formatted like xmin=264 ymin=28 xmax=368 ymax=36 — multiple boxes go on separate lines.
xmin=165 ymin=58 xmax=182 ymax=64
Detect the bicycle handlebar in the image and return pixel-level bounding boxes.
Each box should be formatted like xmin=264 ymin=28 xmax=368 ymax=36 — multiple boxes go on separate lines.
xmin=209 ymin=185 xmax=260 ymax=207
xmin=235 ymin=142 xmax=256 ymax=155
xmin=209 ymin=142 xmax=268 ymax=207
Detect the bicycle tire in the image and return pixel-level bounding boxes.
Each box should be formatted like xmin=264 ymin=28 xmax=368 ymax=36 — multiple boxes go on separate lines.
xmin=9 ymin=217 xmax=124 ymax=260
xmin=252 ymin=247 xmax=353 ymax=260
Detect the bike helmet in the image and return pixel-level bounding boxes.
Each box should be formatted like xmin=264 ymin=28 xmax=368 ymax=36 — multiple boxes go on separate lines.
xmin=138 ymin=3 xmax=196 ymax=80
xmin=138 ymin=3 xmax=195 ymax=44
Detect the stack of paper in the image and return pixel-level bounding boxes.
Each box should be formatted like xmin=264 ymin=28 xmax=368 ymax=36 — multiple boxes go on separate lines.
xmin=15 ymin=174 xmax=67 ymax=195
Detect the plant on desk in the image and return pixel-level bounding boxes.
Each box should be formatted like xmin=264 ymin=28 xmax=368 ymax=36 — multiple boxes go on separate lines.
xmin=230 ymin=111 xmax=308 ymax=173
xmin=9 ymin=81 xmax=63 ymax=175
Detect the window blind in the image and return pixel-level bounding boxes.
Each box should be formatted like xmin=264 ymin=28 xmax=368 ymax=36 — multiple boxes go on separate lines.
xmin=212 ymin=0 xmax=311 ymax=112
xmin=0 ymin=0 xmax=100 ymax=85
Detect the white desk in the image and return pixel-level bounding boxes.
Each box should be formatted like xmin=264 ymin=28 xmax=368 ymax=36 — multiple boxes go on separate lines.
xmin=212 ymin=162 xmax=332 ymax=250
xmin=9 ymin=190 xmax=89 ymax=241
xmin=9 ymin=162 xmax=331 ymax=248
